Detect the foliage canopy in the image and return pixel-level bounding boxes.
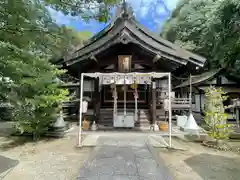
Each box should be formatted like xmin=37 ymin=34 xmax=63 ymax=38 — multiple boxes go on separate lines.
xmin=161 ymin=0 xmax=240 ymax=80
xmin=0 ymin=0 xmax=97 ymax=139
xmin=43 ymin=0 xmax=121 ymax=22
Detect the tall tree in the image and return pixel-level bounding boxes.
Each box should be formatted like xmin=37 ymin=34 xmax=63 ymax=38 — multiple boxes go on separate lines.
xmin=0 ymin=0 xmax=69 ymax=138
xmin=0 ymin=0 xmax=95 ymax=138
xmin=161 ymin=0 xmax=240 ymax=79
xmin=53 ymin=27 xmax=92 ymax=59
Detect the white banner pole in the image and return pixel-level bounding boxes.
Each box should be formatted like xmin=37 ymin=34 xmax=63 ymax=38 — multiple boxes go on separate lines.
xmin=77 ymin=73 xmax=84 ymax=147
xmin=168 ymin=73 xmax=172 ymax=147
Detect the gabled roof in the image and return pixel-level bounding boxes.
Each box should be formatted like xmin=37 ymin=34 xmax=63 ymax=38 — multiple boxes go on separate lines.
xmin=174 ymin=69 xmax=221 ymax=89
xmin=64 ymin=4 xmax=206 ymax=67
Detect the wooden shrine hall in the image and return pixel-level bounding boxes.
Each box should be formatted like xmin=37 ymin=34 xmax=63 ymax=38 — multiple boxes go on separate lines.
xmin=56 ymin=3 xmax=206 ymax=130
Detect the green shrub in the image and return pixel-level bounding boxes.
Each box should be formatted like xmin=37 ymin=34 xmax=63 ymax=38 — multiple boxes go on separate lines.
xmin=204 ymin=86 xmax=232 ymax=145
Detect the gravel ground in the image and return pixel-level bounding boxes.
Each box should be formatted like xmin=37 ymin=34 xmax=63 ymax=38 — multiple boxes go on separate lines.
xmin=0 ymin=133 xmax=91 ymax=180
xmin=157 ymin=137 xmax=240 ymax=180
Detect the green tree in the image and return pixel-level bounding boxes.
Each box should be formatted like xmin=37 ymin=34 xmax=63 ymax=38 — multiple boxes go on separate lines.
xmin=204 ymin=86 xmax=232 ymax=145
xmin=161 ymin=0 xmax=240 ymax=79
xmin=0 ymin=0 xmax=69 ymax=139
xmin=1 ymin=0 xmax=118 ymax=139
xmin=53 ymin=27 xmax=92 ymax=59
xmin=43 ymin=0 xmax=121 ymax=22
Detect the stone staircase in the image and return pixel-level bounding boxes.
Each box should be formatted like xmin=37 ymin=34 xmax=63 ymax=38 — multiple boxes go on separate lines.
xmin=98 ymin=108 xmax=114 ymax=127
xmin=98 ymin=108 xmax=151 ymax=130
xmin=156 ymin=109 xmax=166 ymax=121
xmin=135 ymin=109 xmax=152 ymax=131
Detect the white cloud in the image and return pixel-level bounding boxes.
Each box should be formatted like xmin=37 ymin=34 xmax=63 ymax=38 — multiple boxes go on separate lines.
xmin=127 ymin=0 xmax=154 ymax=18
xmin=47 ymin=7 xmax=74 ymax=25
xmin=126 ymin=0 xmax=179 ymax=18
xmin=48 ymin=0 xmax=180 ymax=33
xmin=164 ymin=0 xmax=179 ymax=10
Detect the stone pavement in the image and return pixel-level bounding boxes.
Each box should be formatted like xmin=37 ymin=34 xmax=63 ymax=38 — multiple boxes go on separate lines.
xmin=78 ymin=135 xmax=174 ymax=180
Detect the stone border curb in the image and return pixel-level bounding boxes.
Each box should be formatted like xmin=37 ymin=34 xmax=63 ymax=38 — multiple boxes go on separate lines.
xmin=146 ymin=141 xmax=175 ymax=180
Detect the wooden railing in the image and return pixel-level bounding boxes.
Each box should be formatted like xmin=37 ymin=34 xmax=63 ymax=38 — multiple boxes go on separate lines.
xmin=157 ymin=97 xmax=191 ymax=110
xmin=172 ymin=98 xmax=190 ymax=104
xmin=157 ymin=98 xmax=190 ymax=104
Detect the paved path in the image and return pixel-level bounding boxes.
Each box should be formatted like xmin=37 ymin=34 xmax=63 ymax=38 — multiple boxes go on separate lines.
xmin=78 ymin=135 xmax=174 ymax=180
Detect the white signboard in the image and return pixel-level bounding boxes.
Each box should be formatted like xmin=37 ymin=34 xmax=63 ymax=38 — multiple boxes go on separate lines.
xmin=82 ymin=101 xmax=88 ymax=113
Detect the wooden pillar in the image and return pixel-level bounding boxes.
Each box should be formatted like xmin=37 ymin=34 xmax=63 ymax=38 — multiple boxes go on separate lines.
xmin=199 ymin=89 xmax=203 ymax=114
xmin=151 ymin=56 xmax=158 ymax=125
xmin=94 ymin=77 xmax=100 ymax=122
xmin=152 ymin=80 xmax=156 ymax=125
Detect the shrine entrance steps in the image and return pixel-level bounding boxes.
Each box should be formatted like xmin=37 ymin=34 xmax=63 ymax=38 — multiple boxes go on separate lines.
xmin=98 ymin=108 xmax=152 ymax=131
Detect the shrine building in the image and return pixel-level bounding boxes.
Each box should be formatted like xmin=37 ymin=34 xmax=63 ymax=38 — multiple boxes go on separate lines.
xmin=56 ymin=3 xmax=207 ymax=130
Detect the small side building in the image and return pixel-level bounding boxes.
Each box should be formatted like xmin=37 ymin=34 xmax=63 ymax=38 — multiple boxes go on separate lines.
xmin=174 ymin=68 xmax=240 ymax=123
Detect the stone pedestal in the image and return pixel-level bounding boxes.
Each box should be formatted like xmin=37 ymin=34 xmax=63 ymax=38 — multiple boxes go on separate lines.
xmin=47 ymin=111 xmax=67 ymax=137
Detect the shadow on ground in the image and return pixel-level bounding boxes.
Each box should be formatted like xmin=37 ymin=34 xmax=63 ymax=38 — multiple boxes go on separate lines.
xmin=0 ymin=136 xmax=32 ymax=151
xmin=0 ymin=155 xmax=19 ymax=174
xmin=0 ymin=135 xmax=58 ymax=151
xmin=185 ymin=153 xmax=240 ymax=180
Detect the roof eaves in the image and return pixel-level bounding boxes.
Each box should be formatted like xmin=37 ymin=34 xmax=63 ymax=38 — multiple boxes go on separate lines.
xmin=132 ymin=19 xmax=206 ymax=65
xmin=174 ymin=69 xmax=221 ymax=89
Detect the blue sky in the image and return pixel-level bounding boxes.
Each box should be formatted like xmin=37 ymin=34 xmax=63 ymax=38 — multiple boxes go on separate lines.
xmin=48 ymin=0 xmax=179 ymax=34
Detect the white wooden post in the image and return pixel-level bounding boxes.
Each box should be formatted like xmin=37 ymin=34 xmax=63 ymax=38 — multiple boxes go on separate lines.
xmin=124 ymin=75 xmax=126 ymax=116
xmin=189 ymin=74 xmax=192 ymax=113
xmin=168 ymin=73 xmax=172 ymax=147
xmin=135 ymin=91 xmax=138 ymax=121
xmin=77 ymin=73 xmax=84 ymax=147
xmin=113 ymin=82 xmax=117 ymax=124
xmin=134 ymin=73 xmax=138 ymax=122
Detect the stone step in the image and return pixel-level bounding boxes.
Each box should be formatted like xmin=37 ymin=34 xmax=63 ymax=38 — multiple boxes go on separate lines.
xmin=135 ymin=126 xmax=151 ymax=131
xmin=99 ymin=116 xmax=151 ymax=120
xmin=98 ymin=120 xmax=151 ymax=126
xmin=99 ymin=117 xmax=151 ymax=121
xmin=100 ymin=112 xmax=150 ymax=115
xmin=97 ymin=123 xmax=113 ymax=126
xmin=138 ymin=119 xmax=151 ymax=122
xmin=100 ymin=111 xmax=150 ymax=113
xmin=100 ymin=114 xmax=150 ymax=117
xmin=100 ymin=109 xmax=149 ymax=112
